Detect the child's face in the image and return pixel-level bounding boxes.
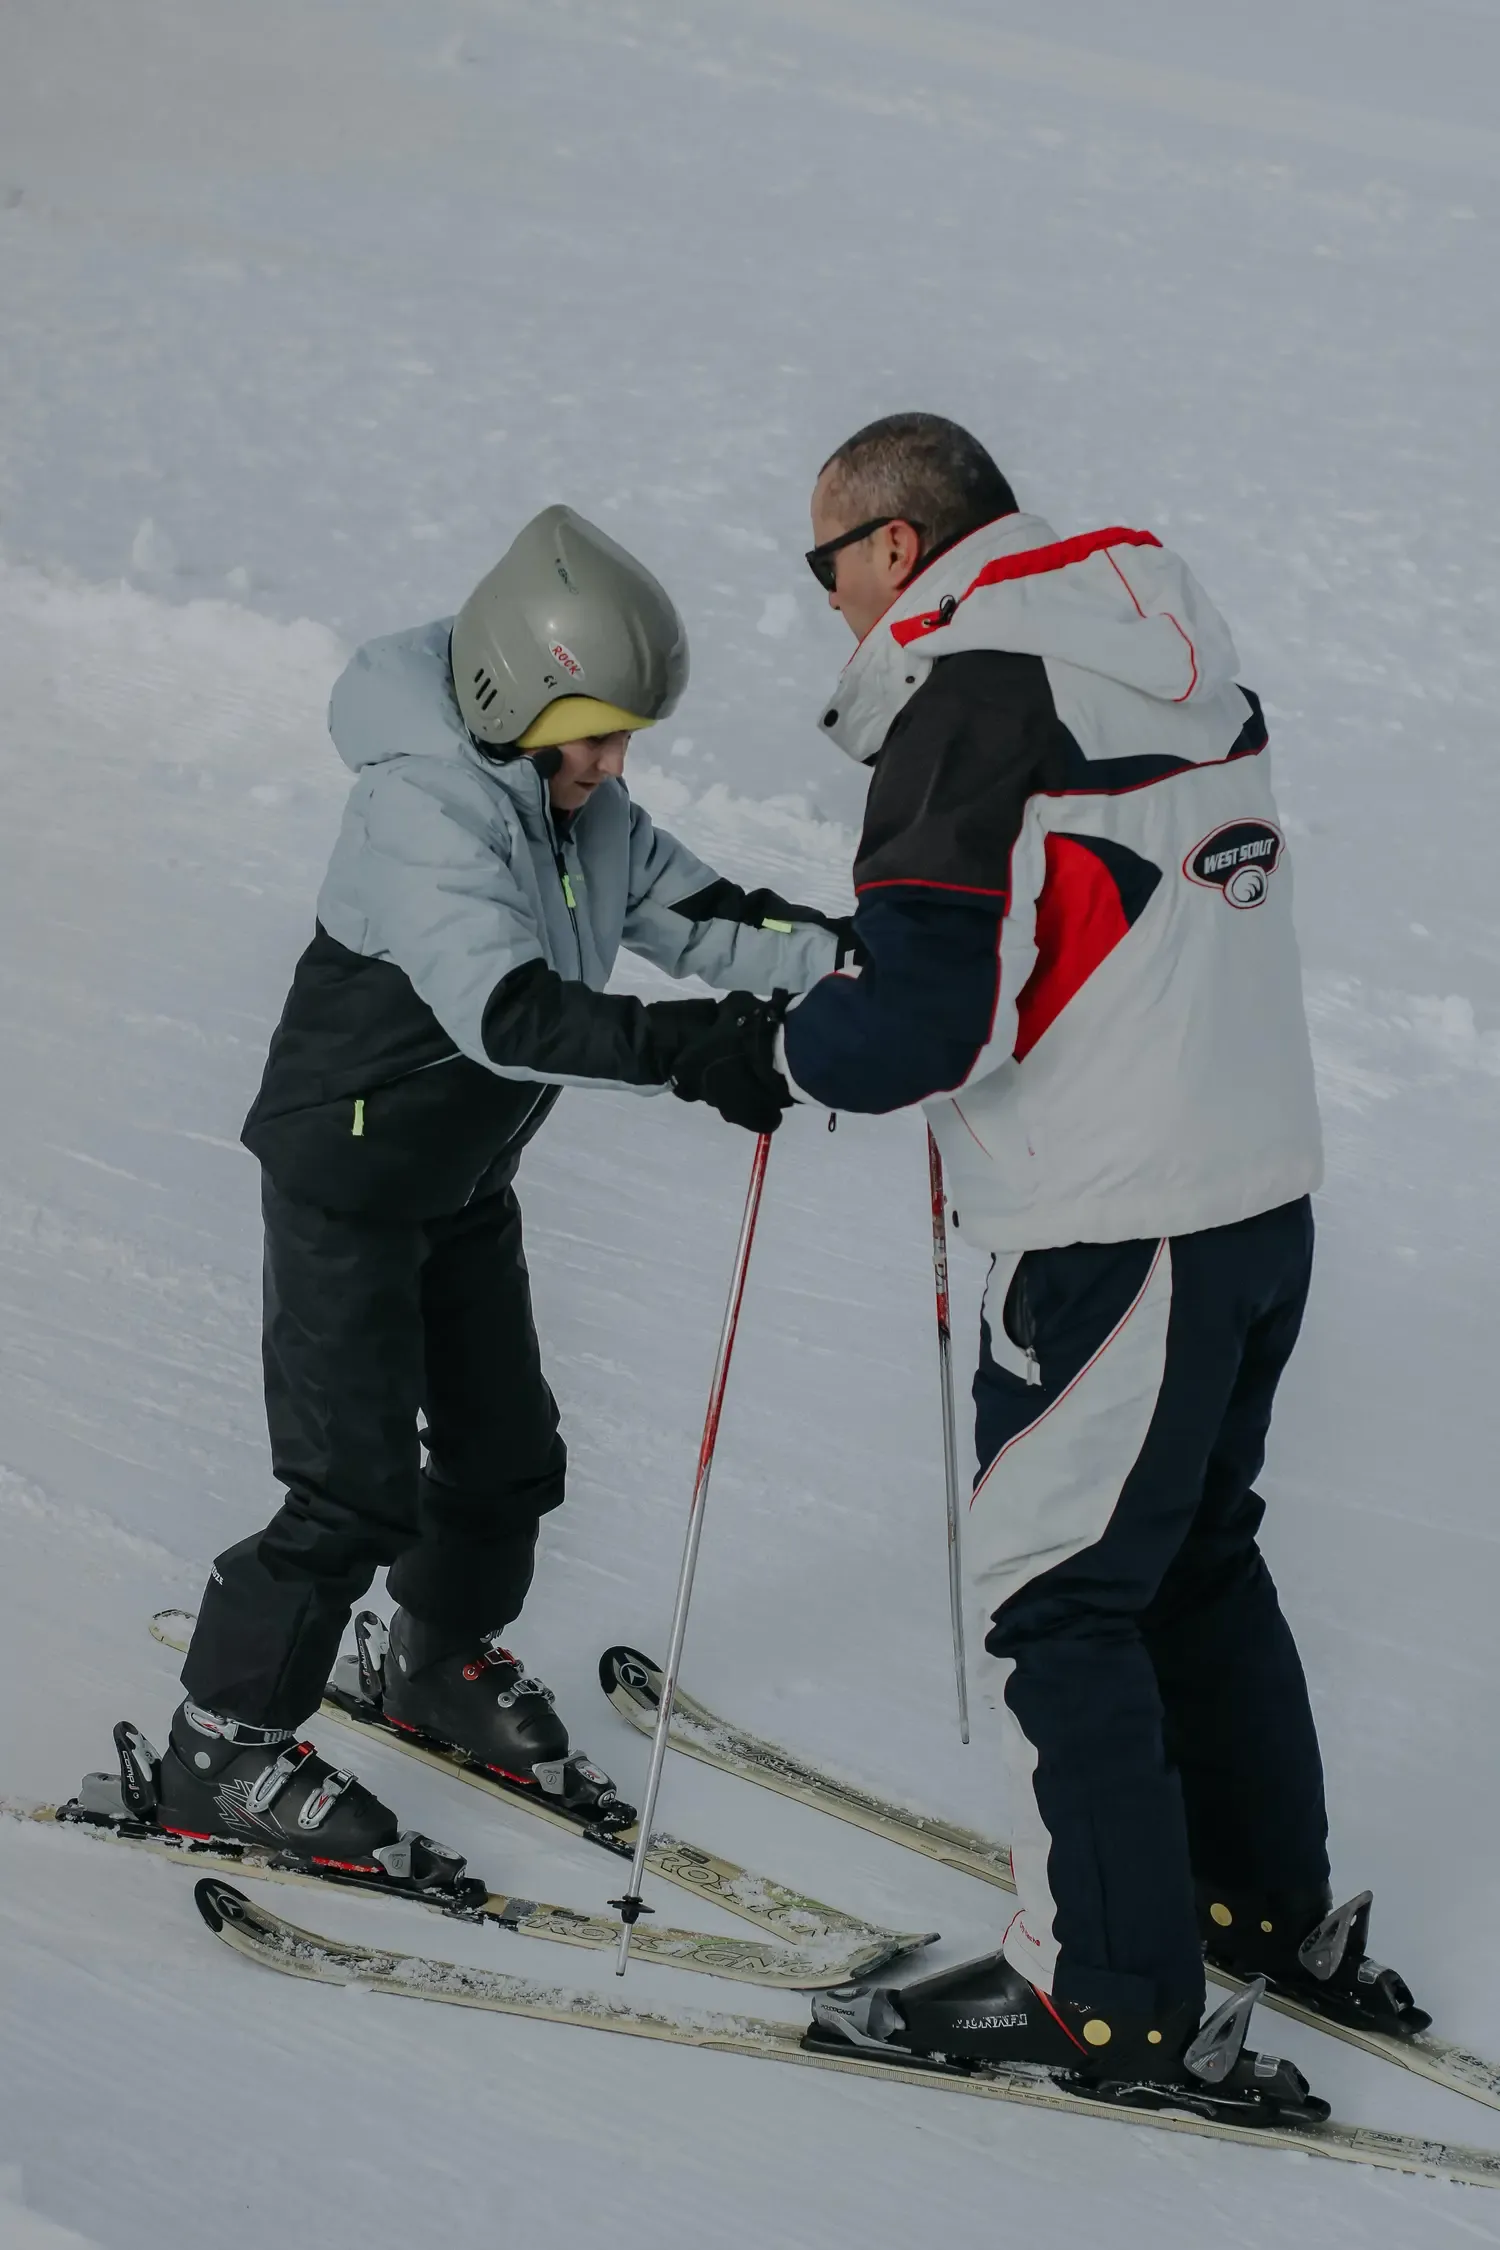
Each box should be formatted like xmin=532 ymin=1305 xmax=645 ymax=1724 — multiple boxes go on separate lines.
xmin=539 ymin=730 xmax=632 ymax=813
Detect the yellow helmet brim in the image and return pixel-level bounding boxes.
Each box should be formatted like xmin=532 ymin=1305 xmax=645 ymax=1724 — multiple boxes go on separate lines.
xmin=515 ymin=695 xmax=654 ymax=750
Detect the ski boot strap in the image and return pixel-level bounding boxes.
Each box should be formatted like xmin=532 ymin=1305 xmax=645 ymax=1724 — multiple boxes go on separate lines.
xmin=465 ymin=1635 xmax=556 ymax=1705
xmin=182 ymin=1701 xmax=296 ymax=1751
xmin=292 ymin=1766 xmax=357 ymax=1832
xmin=242 ymin=1739 xmax=320 ymax=1818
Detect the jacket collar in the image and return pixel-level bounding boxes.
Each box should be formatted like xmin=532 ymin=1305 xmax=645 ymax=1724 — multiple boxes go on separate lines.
xmin=814 ymin=511 xmax=1238 ymax=766
xmin=815 ymin=513 xmax=1060 ymax=765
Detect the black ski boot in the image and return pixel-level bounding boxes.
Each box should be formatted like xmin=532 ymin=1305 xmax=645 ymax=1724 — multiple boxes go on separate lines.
xmin=806 ymin=1949 xmax=1329 ymax=2127
xmin=1198 ymin=1882 xmax=1431 ymax=2038
xmin=337 ymin=1610 xmax=634 ymax=1834
xmin=62 ymin=1709 xmax=476 ymax=1902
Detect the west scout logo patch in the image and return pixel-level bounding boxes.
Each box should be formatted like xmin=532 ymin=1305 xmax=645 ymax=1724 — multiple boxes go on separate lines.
xmin=1184 ymin=819 xmax=1284 ymax=909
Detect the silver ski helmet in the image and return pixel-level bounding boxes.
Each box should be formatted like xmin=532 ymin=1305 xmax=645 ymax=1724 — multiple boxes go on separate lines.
xmin=451 ymin=505 xmax=689 ymax=749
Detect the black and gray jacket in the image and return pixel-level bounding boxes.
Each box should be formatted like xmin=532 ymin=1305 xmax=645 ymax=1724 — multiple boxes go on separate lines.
xmin=243 ymin=619 xmax=842 ymax=1215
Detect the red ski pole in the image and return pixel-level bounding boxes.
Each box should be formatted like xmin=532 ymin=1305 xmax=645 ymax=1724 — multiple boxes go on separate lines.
xmin=614 ymin=1131 xmax=773 ymax=1971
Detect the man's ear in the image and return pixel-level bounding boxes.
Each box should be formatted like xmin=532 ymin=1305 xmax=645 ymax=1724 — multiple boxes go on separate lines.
xmin=883 ymin=518 xmax=925 ymax=584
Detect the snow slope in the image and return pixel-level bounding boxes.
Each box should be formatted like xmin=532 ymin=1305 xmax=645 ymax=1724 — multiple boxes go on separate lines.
xmin=2 ymin=3 xmax=1499 ymax=2244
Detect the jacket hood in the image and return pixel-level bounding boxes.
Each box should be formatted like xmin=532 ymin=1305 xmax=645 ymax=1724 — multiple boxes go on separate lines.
xmin=328 ymin=618 xmax=473 ymax=775
xmin=818 ymin=514 xmax=1242 ymax=766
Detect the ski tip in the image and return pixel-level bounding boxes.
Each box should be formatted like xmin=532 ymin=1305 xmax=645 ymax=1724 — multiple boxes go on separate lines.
xmin=888 ymin=1931 xmax=943 ymax=1963
xmin=598 ymin=1647 xmax=661 ymax=1704
xmin=149 ymin=1610 xmax=195 ymax=1653
xmin=194 ymin=1877 xmax=249 ymax=1935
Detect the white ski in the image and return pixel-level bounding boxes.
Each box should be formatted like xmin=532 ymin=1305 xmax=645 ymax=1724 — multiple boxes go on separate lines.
xmin=7 ymin=1800 xmax=914 ymax=1989
xmin=145 ymin=1612 xmax=934 ymax=1968
xmin=599 ymin=1644 xmax=1500 ymax=2115
xmin=194 ymin=1878 xmax=1500 ymax=2194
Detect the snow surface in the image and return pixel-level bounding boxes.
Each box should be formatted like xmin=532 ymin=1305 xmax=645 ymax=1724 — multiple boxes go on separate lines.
xmin=2 ymin=1 xmax=1499 ymax=2243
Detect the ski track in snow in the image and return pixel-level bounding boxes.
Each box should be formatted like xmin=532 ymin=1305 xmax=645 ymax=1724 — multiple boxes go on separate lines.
xmin=2 ymin=1 xmax=1500 ymax=2243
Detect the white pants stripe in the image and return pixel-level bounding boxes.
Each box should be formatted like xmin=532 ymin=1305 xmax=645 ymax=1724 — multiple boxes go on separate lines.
xmin=969 ymin=1243 xmax=1173 ymax=1991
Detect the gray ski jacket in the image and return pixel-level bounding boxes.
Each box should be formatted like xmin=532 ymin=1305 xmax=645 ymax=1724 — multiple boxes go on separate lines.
xmin=242 ymin=621 xmax=843 ymax=1216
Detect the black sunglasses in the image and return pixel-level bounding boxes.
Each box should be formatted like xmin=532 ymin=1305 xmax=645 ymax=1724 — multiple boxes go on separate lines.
xmin=805 ymin=516 xmax=925 ymax=593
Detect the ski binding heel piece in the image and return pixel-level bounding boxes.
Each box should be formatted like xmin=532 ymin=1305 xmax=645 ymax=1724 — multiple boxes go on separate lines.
xmin=808 ymin=1981 xmax=909 ymax=2054
xmin=371 ymin=1832 xmax=483 ymax=1903
xmin=1184 ymin=1977 xmax=1263 ymax=2085
xmin=1209 ymin=1886 xmax=1436 ymax=2039
xmin=114 ymin=1721 xmax=161 ymax=1820
xmin=534 ymin=1753 xmax=636 ymax=1830
xmin=1296 ymin=1891 xmax=1431 ymax=2035
xmin=1176 ymin=1981 xmax=1328 ymax=2125
xmin=353 ymin=1611 xmax=389 ymax=1704
xmin=61 ymin=1722 xmax=162 ymax=1831
xmin=1299 ymin=1891 xmax=1370 ymax=1981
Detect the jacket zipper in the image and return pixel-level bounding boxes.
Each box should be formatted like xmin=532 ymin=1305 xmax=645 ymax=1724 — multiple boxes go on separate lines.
xmin=554 ymin=845 xmax=583 ymax=972
xmin=460 ymin=766 xmax=572 ymax=1208
xmin=1012 ymin=1264 xmax=1042 ymax=1388
xmin=350 ymin=1049 xmax=463 ymax=1132
xmin=538 ymin=775 xmax=585 ymax=977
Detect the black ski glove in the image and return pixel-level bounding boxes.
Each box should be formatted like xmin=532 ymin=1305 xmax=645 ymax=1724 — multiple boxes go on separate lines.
xmin=670 ymin=992 xmax=793 ymax=1135
xmin=644 ymin=997 xmax=730 ymax=1083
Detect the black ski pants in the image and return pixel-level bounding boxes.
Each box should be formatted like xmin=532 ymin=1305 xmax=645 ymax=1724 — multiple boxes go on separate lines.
xmin=182 ymin=1175 xmax=565 ymax=1729
xmin=972 ymin=1196 xmax=1330 ymax=2019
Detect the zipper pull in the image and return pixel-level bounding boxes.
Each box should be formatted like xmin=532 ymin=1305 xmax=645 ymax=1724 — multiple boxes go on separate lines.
xmin=1014 ymin=1265 xmax=1040 ymax=1385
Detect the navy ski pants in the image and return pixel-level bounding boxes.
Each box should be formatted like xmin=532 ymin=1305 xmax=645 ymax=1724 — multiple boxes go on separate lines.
xmin=972 ymin=1196 xmax=1330 ymax=2018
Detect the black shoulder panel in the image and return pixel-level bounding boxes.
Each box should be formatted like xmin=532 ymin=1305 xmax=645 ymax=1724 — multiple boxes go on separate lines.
xmin=852 ymin=650 xmax=1066 ymax=903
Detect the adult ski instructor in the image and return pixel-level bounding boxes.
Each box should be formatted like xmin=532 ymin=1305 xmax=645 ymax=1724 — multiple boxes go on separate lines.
xmin=668 ymin=413 xmax=1429 ymax=2122
xmin=97 ymin=506 xmax=849 ymax=1890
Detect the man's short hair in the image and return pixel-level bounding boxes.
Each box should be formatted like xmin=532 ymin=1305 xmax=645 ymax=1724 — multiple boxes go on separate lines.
xmin=818 ymin=413 xmax=1017 ymax=551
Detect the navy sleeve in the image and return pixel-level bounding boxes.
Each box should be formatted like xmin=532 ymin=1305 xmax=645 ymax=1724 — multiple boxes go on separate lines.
xmin=781 ymin=895 xmax=1003 ymax=1113
xmin=781 ymin=649 xmax=1055 ymax=1112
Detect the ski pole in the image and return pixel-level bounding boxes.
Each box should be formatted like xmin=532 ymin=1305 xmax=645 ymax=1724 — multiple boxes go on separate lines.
xmin=613 ymin=1130 xmax=773 ymax=1972
xmin=927 ymin=1128 xmax=971 ymax=1745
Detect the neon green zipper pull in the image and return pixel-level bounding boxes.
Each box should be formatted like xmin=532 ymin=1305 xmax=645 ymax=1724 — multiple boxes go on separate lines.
xmin=562 ymin=871 xmax=577 ymax=910
xmin=761 ymin=916 xmax=793 ymax=933
xmin=352 ymin=1098 xmax=365 ymax=1138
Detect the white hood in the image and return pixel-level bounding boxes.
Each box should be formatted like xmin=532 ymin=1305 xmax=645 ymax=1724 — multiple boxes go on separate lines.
xmin=818 ymin=514 xmax=1242 ymax=767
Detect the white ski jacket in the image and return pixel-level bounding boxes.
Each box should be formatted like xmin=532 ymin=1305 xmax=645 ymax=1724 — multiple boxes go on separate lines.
xmin=780 ymin=513 xmax=1324 ymax=1252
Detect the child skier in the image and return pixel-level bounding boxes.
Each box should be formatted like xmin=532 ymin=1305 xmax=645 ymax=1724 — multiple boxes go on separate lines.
xmin=94 ymin=505 xmax=848 ymax=1891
